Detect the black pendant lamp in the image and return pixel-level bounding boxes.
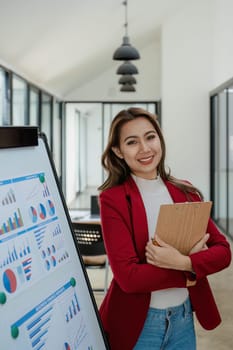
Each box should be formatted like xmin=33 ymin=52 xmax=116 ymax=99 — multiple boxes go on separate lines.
xmin=119 ymin=74 xmax=137 ymax=84
xmin=113 ymin=0 xmax=140 ymax=61
xmin=119 ymin=74 xmax=136 ymax=93
xmin=116 ymin=61 xmax=138 ymax=75
xmin=113 ymin=36 xmax=140 ymax=61
xmin=120 ymin=83 xmax=136 ymax=92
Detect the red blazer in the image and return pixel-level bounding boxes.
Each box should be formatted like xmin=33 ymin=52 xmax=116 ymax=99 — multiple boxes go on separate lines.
xmin=99 ymin=176 xmax=231 ymax=350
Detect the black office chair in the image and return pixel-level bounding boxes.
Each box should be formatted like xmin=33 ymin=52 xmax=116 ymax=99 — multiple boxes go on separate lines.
xmin=72 ymin=221 xmax=109 ymax=294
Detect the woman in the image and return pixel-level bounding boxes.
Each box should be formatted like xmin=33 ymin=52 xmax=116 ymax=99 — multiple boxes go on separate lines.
xmin=98 ymin=107 xmax=231 ymax=350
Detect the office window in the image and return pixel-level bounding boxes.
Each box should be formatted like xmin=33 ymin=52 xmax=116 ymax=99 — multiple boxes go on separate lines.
xmin=12 ymin=75 xmax=28 ymax=125
xmin=53 ymin=100 xmax=62 ymax=177
xmin=0 ymin=65 xmax=63 ymax=193
xmin=0 ymin=67 xmax=11 ymax=125
xmin=0 ymin=68 xmax=4 ymax=125
xmin=218 ymin=91 xmax=227 ymax=232
xmin=65 ymin=103 xmax=102 ymax=207
xmin=29 ymin=86 xmax=39 ymax=126
xmin=228 ymin=87 xmax=233 ymax=237
xmin=41 ymin=92 xmax=52 ymax=149
xmin=211 ymin=95 xmax=219 ymax=221
xmin=210 ymin=81 xmax=233 ymax=239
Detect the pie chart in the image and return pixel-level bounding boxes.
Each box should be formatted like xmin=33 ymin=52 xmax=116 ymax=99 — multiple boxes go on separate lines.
xmin=3 ymin=269 xmax=17 ymax=293
xmin=64 ymin=343 xmax=71 ymax=350
xmin=47 ymin=199 xmax=55 ymax=216
xmin=38 ymin=203 xmax=46 ymax=220
xmin=51 ymin=256 xmax=56 ymax=267
xmin=29 ymin=206 xmax=38 ymax=223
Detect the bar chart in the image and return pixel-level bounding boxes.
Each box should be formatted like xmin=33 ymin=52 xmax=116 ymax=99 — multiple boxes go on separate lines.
xmin=0 ymin=208 xmax=24 ymax=235
xmin=1 ymin=188 xmax=16 ymax=205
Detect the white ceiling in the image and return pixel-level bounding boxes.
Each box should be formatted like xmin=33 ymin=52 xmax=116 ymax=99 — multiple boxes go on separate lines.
xmin=0 ymin=0 xmax=189 ymax=99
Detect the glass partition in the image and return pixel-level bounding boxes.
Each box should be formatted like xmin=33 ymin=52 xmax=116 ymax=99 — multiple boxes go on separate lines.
xmin=0 ymin=68 xmax=4 ymax=125
xmin=210 ymin=80 xmax=233 ymax=239
xmin=12 ymin=74 xmax=28 ymax=125
xmin=53 ymin=100 xmax=62 ymax=177
xmin=0 ymin=67 xmax=11 ymax=125
xmin=41 ymin=92 xmax=52 ymax=149
xmin=65 ymin=103 xmax=102 ymax=208
xmin=218 ymin=91 xmax=227 ymax=232
xmin=0 ymin=65 xmax=63 ymax=194
xmin=228 ymin=87 xmax=233 ymax=237
xmin=29 ymin=86 xmax=39 ymax=126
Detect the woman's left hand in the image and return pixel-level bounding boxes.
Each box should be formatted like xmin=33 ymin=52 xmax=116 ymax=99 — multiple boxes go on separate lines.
xmin=145 ymin=235 xmax=192 ymax=271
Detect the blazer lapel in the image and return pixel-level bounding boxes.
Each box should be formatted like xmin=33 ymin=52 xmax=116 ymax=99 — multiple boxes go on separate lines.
xmin=164 ymin=180 xmax=189 ymax=203
xmin=124 ymin=177 xmax=149 ymax=260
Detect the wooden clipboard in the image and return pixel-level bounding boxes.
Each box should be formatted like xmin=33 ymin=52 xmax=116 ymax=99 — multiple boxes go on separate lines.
xmin=154 ymin=201 xmax=212 ymax=255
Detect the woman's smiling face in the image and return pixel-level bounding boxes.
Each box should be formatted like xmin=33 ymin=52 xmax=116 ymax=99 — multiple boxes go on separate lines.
xmin=112 ymin=117 xmax=162 ymax=179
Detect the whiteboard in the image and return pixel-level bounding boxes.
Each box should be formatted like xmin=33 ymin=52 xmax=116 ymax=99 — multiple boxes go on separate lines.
xmin=0 ymin=128 xmax=109 ymax=350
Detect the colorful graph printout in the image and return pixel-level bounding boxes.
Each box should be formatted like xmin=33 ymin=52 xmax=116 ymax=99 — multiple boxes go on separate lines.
xmin=0 ymin=131 xmax=108 ymax=350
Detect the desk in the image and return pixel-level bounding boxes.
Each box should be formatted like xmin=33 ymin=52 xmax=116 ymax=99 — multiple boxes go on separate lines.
xmin=77 ymin=216 xmax=100 ymax=224
xmin=69 ymin=209 xmax=100 ymax=224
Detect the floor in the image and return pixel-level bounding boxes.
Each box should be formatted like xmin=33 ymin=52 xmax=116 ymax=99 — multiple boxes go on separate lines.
xmin=86 ymin=241 xmax=233 ymax=350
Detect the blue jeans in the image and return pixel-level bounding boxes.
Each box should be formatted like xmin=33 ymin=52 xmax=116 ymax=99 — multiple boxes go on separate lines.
xmin=133 ymin=297 xmax=196 ymax=350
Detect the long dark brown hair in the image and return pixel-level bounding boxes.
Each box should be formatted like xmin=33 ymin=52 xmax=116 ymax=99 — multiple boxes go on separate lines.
xmin=98 ymin=107 xmax=203 ymax=200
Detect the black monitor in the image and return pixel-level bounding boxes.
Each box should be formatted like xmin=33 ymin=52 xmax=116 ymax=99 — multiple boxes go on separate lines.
xmin=90 ymin=195 xmax=100 ymax=217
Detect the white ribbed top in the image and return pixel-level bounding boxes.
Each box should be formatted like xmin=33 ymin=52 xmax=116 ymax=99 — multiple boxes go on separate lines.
xmin=132 ymin=174 xmax=188 ymax=308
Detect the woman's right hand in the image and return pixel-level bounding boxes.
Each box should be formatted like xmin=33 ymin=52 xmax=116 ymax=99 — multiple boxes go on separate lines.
xmin=189 ymin=233 xmax=210 ymax=254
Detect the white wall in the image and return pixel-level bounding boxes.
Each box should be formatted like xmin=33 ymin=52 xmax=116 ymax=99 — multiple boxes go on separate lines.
xmin=212 ymin=0 xmax=233 ymax=87
xmin=161 ymin=0 xmax=233 ymax=201
xmin=161 ymin=0 xmax=213 ymax=200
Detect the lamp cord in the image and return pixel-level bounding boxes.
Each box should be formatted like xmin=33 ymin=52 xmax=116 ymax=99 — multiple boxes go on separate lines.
xmin=123 ymin=0 xmax=128 ymax=36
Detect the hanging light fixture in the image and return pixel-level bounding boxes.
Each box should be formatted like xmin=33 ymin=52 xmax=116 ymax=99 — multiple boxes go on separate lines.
xmin=113 ymin=0 xmax=140 ymax=61
xmin=118 ymin=74 xmax=137 ymax=84
xmin=119 ymin=74 xmax=136 ymax=92
xmin=116 ymin=61 xmax=138 ymax=75
xmin=120 ymin=83 xmax=136 ymax=92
